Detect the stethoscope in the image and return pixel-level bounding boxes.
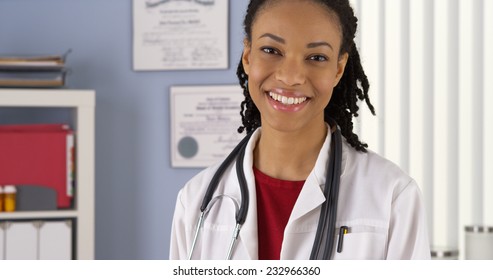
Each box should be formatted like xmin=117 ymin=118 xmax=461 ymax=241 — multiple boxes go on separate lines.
xmin=188 ymin=119 xmax=343 ymax=260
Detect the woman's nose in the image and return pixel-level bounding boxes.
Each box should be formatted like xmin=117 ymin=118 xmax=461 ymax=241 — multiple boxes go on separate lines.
xmin=275 ymin=57 xmax=306 ymax=86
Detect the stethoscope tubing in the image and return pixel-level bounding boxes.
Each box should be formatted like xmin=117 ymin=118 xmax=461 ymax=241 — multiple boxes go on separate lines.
xmin=200 ymin=133 xmax=253 ymax=214
xmin=309 ymin=121 xmax=342 ymax=259
xmin=322 ymin=126 xmax=343 ymax=259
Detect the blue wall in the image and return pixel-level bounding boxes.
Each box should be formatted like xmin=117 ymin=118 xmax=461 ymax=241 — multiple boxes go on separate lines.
xmin=0 ymin=0 xmax=249 ymax=259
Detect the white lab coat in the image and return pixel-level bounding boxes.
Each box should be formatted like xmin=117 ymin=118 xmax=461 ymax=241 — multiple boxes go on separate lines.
xmin=170 ymin=128 xmax=431 ymax=260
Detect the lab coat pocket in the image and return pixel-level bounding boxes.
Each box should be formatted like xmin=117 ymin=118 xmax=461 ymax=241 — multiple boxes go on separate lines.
xmin=332 ymin=224 xmax=387 ymax=260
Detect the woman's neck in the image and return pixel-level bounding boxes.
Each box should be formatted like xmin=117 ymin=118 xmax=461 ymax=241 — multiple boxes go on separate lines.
xmin=253 ymin=122 xmax=328 ymax=181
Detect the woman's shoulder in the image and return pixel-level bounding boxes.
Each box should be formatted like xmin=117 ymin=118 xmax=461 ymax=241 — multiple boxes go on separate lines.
xmin=180 ymin=161 xmax=222 ymax=193
xmin=340 ymin=140 xmax=425 ymax=222
xmin=342 ymin=140 xmax=416 ymax=193
xmin=178 ymin=159 xmax=237 ymax=203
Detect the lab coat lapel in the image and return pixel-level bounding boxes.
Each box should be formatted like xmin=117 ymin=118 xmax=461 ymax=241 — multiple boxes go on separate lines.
xmin=288 ymin=128 xmax=332 ymax=222
xmin=280 ymin=174 xmax=325 ymax=259
xmin=288 ymin=174 xmax=326 ymax=222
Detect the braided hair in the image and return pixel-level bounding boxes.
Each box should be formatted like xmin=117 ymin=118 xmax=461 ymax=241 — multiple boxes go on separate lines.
xmin=237 ymin=0 xmax=376 ymax=152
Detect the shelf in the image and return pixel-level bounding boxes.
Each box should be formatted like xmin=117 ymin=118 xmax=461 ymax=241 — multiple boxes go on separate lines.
xmin=0 ymin=89 xmax=94 ymax=107
xmin=0 ymin=88 xmax=95 ymax=260
xmin=0 ymin=210 xmax=78 ymax=220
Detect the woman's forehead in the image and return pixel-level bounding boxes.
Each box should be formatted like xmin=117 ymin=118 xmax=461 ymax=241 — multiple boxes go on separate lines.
xmin=250 ymin=0 xmax=343 ymax=44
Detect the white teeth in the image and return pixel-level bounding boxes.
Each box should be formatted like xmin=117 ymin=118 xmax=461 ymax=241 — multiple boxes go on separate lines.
xmin=269 ymin=92 xmax=307 ymax=105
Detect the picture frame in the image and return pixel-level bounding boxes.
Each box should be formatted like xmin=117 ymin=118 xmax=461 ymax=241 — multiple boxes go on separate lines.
xmin=170 ymin=85 xmax=245 ymax=167
xmin=133 ymin=0 xmax=229 ymax=71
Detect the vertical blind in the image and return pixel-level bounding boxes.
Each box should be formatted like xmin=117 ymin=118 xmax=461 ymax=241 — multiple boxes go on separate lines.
xmin=349 ymin=0 xmax=492 ymax=258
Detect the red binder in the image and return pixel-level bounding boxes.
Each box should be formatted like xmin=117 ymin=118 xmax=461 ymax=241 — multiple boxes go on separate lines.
xmin=0 ymin=124 xmax=74 ymax=208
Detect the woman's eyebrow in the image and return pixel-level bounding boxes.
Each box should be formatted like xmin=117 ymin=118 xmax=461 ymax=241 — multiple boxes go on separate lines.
xmin=258 ymin=33 xmax=333 ymax=51
xmin=258 ymin=33 xmax=285 ymax=44
xmin=307 ymin=41 xmax=333 ymax=51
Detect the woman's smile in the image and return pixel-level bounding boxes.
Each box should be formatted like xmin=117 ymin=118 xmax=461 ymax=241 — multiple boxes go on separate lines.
xmin=266 ymin=89 xmax=310 ymax=112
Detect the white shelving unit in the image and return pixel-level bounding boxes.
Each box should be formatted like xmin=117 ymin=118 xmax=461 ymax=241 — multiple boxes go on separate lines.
xmin=0 ymin=88 xmax=95 ymax=259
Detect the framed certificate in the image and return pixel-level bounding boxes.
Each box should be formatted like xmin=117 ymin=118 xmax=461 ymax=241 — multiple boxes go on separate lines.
xmin=170 ymin=85 xmax=245 ymax=167
xmin=133 ymin=0 xmax=229 ymax=71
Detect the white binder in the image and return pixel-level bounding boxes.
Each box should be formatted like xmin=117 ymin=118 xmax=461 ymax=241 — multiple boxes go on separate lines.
xmin=39 ymin=220 xmax=72 ymax=260
xmin=0 ymin=222 xmax=5 ymax=260
xmin=5 ymin=221 xmax=37 ymax=260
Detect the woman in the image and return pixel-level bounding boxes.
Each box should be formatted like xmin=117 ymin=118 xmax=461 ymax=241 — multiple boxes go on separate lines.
xmin=170 ymin=0 xmax=430 ymax=260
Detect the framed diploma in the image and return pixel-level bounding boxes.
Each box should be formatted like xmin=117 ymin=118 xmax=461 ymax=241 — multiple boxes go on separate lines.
xmin=170 ymin=85 xmax=245 ymax=168
xmin=133 ymin=0 xmax=229 ymax=71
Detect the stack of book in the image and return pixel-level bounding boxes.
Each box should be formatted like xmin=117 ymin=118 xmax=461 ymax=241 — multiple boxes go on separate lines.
xmin=0 ymin=50 xmax=70 ymax=88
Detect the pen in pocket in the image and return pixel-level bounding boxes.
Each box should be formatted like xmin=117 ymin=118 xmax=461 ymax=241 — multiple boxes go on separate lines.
xmin=337 ymin=226 xmax=349 ymax=253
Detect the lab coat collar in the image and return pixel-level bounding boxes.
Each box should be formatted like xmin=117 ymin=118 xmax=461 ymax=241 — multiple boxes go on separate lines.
xmin=234 ymin=124 xmax=348 ymax=259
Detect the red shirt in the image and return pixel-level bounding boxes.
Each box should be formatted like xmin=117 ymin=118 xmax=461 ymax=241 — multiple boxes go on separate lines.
xmin=254 ymin=167 xmax=304 ymax=260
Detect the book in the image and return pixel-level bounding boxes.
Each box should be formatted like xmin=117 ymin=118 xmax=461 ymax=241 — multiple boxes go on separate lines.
xmin=0 ymin=50 xmax=70 ymax=69
xmin=0 ymin=55 xmax=64 ymax=67
xmin=0 ymin=70 xmax=67 ymax=87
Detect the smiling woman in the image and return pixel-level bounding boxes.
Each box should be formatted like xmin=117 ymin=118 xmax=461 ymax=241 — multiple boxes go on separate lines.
xmin=237 ymin=0 xmax=375 ymax=152
xmin=170 ymin=0 xmax=431 ymax=260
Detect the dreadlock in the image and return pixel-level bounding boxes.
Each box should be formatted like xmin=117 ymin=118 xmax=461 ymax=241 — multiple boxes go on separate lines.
xmin=237 ymin=0 xmax=376 ymax=152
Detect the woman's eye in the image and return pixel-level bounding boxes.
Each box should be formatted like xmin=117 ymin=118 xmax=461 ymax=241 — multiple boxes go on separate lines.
xmin=261 ymin=47 xmax=280 ymax=55
xmin=309 ymin=55 xmax=328 ymax=62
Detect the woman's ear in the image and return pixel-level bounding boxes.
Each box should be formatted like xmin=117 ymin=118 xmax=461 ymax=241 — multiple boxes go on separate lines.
xmin=334 ymin=52 xmax=349 ymax=87
xmin=242 ymin=39 xmax=251 ymax=75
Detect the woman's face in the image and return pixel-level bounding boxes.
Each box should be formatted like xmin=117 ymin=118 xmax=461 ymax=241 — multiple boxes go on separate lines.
xmin=242 ymin=0 xmax=348 ymax=133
